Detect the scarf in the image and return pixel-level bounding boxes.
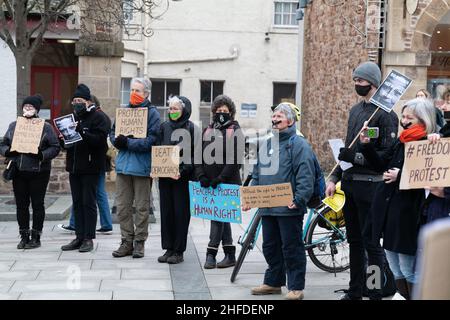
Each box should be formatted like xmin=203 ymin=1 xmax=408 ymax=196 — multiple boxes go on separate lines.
xmin=399 ymin=124 xmax=427 ymax=143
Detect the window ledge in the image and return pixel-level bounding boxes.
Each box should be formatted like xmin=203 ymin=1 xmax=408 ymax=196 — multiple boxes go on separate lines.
xmin=269 ymin=26 xmax=299 ymax=34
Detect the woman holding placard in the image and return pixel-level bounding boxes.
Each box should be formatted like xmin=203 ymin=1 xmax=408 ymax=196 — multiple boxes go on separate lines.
xmin=0 ymin=95 xmax=60 ymax=249
xmin=359 ymin=98 xmax=437 ymax=300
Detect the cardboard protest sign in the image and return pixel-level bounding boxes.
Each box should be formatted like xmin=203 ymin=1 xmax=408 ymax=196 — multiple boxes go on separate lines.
xmin=53 ymin=114 xmax=82 ymax=145
xmin=150 ymin=146 xmax=180 ymax=178
xmin=115 ymin=107 xmax=148 ymax=138
xmin=10 ymin=117 xmax=45 ymax=154
xmin=240 ymin=183 xmax=293 ymax=209
xmin=400 ymin=138 xmax=450 ymax=190
xmin=189 ymin=181 xmax=242 ymax=224
xmin=370 ymin=70 xmax=413 ymax=113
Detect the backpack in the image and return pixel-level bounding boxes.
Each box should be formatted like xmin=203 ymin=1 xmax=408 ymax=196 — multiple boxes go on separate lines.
xmin=288 ymin=135 xmax=326 ymax=209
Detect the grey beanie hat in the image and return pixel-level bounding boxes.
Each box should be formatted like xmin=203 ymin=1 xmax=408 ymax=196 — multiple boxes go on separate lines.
xmin=352 ymin=61 xmax=381 ymax=88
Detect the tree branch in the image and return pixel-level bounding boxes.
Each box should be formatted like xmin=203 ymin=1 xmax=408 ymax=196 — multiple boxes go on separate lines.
xmin=0 ymin=1 xmax=16 ymax=53
xmin=3 ymin=0 xmax=14 ymax=19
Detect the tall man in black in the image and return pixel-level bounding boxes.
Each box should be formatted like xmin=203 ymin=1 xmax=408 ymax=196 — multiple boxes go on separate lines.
xmin=326 ymin=62 xmax=399 ymax=300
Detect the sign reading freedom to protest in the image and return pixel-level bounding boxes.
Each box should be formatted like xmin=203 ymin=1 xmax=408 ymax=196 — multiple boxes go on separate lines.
xmin=240 ymin=183 xmax=293 ymax=208
xmin=370 ymin=70 xmax=413 ymax=113
xmin=115 ymin=107 xmax=148 ymax=138
xmin=11 ymin=117 xmax=45 ymax=154
xmin=189 ymin=181 xmax=241 ymax=224
xmin=400 ymin=138 xmax=450 ymax=190
xmin=150 ymin=146 xmax=180 ymax=178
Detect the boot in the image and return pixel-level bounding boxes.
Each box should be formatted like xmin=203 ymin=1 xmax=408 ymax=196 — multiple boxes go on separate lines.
xmin=61 ymin=238 xmax=83 ymax=251
xmin=24 ymin=229 xmax=41 ymax=249
xmin=395 ymin=278 xmax=410 ymax=300
xmin=17 ymin=229 xmax=30 ymax=250
xmin=204 ymin=248 xmax=218 ymax=269
xmin=406 ymin=281 xmax=414 ymax=300
xmin=132 ymin=240 xmax=145 ymax=258
xmin=79 ymin=239 xmax=94 ymax=252
xmin=217 ymin=245 xmax=236 ymax=268
xmin=112 ymin=239 xmax=134 ymax=258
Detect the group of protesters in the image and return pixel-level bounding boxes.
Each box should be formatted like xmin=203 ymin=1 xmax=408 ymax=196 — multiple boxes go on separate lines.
xmin=1 ymin=60 xmax=449 ymax=300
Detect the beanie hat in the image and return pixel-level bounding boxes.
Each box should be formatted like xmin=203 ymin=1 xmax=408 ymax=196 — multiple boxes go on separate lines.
xmin=72 ymin=83 xmax=91 ymax=101
xmin=352 ymin=62 xmax=381 ymax=88
xmin=22 ymin=94 xmax=43 ymax=112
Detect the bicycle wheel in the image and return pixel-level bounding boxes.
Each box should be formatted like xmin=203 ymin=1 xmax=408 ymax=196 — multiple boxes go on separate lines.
xmin=230 ymin=213 xmax=261 ymax=283
xmin=305 ymin=209 xmax=349 ymax=273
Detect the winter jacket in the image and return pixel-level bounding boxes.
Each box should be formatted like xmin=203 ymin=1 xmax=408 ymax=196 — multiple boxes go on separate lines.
xmin=0 ymin=120 xmax=60 ymax=173
xmin=330 ymin=101 xmax=399 ymax=183
xmin=110 ymin=100 xmax=160 ymax=177
xmin=251 ymin=125 xmax=315 ymax=216
xmin=63 ymin=109 xmax=111 ymax=175
xmin=361 ymin=139 xmax=426 ymax=255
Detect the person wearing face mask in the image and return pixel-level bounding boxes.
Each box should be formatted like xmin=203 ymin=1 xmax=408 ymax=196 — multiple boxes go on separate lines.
xmin=242 ymin=104 xmax=316 ymax=300
xmin=157 ymin=96 xmax=200 ymax=264
xmin=415 ymin=89 xmax=445 ymax=128
xmin=60 ymin=84 xmax=111 ymax=253
xmin=195 ymin=95 xmax=244 ymax=269
xmin=359 ymin=98 xmax=437 ymax=299
xmin=326 ymin=61 xmax=399 ymax=300
xmin=110 ymin=77 xmax=160 ymax=259
xmin=0 ymin=95 xmax=60 ymax=249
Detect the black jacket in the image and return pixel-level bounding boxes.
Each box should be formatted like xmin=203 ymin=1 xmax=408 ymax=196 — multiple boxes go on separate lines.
xmin=63 ymin=109 xmax=111 ymax=175
xmin=330 ymin=101 xmax=399 ymax=183
xmin=361 ymin=139 xmax=425 ymax=255
xmin=0 ymin=120 xmax=60 ymax=173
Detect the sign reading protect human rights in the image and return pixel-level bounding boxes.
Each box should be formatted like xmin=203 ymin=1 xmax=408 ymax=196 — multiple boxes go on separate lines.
xmin=370 ymin=70 xmax=413 ymax=113
xmin=115 ymin=107 xmax=148 ymax=138
xmin=150 ymin=146 xmax=180 ymax=178
xmin=11 ymin=117 xmax=45 ymax=154
xmin=400 ymin=138 xmax=450 ymax=190
xmin=240 ymin=183 xmax=293 ymax=209
xmin=189 ymin=181 xmax=242 ymax=224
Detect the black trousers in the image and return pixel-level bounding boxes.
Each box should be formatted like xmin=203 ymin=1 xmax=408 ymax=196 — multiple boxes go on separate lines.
xmin=13 ymin=170 xmax=50 ymax=232
xmin=70 ymin=173 xmax=98 ymax=240
xmin=342 ymin=180 xmax=385 ymax=299
xmin=159 ymin=177 xmax=191 ymax=253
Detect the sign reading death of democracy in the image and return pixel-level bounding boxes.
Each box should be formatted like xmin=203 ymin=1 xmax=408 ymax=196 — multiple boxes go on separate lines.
xmin=400 ymin=138 xmax=450 ymax=190
xmin=189 ymin=181 xmax=242 ymax=224
xmin=240 ymin=183 xmax=293 ymax=209
xmin=151 ymin=146 xmax=180 ymax=178
xmin=11 ymin=117 xmax=45 ymax=154
xmin=115 ymin=107 xmax=148 ymax=138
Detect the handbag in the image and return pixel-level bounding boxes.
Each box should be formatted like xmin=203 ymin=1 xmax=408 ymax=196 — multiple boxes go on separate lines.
xmin=3 ymin=160 xmax=17 ymax=181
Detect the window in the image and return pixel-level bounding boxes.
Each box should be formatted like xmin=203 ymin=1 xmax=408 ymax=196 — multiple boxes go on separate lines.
xmin=274 ymin=1 xmax=298 ymax=26
xmin=123 ymin=0 xmax=134 ymax=23
xmin=150 ymin=79 xmax=181 ymax=121
xmin=273 ymin=82 xmax=296 ymax=106
xmin=120 ymin=78 xmax=132 ymax=106
xmin=200 ymin=80 xmax=224 ymax=129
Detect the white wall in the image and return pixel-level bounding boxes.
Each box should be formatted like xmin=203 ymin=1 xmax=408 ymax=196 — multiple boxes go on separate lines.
xmin=0 ymin=39 xmax=17 ymax=136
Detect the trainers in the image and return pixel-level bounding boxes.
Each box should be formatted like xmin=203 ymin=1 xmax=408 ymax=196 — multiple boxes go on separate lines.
xmin=251 ymin=284 xmax=282 ymax=295
xmin=57 ymin=224 xmax=75 ymax=233
xmin=167 ymin=253 xmax=184 ymax=264
xmin=157 ymin=250 xmax=174 ymax=263
xmin=96 ymin=227 xmax=113 ymax=235
xmin=285 ymin=290 xmax=304 ymax=300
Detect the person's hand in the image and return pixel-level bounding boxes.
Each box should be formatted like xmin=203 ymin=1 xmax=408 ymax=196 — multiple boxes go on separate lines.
xmin=427 ymin=133 xmax=441 ymax=144
xmin=383 ymin=168 xmax=400 ymax=184
xmin=199 ymin=176 xmax=210 ymax=188
xmin=241 ymin=205 xmax=251 ymax=212
xmin=359 ymin=121 xmax=370 ymax=144
xmin=114 ymin=135 xmax=128 ymax=149
xmin=5 ymin=149 xmax=19 ymax=158
xmin=171 ymin=174 xmax=181 ymax=180
xmin=288 ymin=202 xmax=298 ymax=209
xmin=127 ymin=135 xmax=135 ymax=139
xmin=338 ymin=147 xmax=355 ymax=163
xmin=325 ymin=181 xmax=336 ymax=198
xmin=210 ymin=177 xmax=221 ymax=189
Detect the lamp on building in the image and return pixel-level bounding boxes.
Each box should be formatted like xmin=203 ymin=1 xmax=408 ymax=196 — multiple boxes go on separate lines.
xmin=299 ymin=0 xmax=312 ymax=8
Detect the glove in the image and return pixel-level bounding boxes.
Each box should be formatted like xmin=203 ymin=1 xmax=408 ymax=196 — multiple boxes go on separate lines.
xmin=338 ymin=147 xmax=356 ymax=163
xmin=126 ymin=135 xmax=135 ymax=139
xmin=210 ymin=177 xmax=222 ymax=189
xmin=5 ymin=149 xmax=19 ymax=158
xmin=199 ymin=176 xmax=210 ymax=188
xmin=37 ymin=149 xmax=44 ymax=161
xmin=114 ymin=135 xmax=128 ymax=150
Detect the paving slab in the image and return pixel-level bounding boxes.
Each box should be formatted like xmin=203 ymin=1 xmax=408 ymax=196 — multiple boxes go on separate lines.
xmin=112 ymin=290 xmax=174 ymax=300
xmin=19 ymin=291 xmax=113 ymax=300
xmin=9 ymin=280 xmax=101 ymax=292
xmin=0 ymin=270 xmax=40 ymax=281
xmin=100 ymin=279 xmax=172 ymax=292
xmin=37 ymin=269 xmax=121 ymax=281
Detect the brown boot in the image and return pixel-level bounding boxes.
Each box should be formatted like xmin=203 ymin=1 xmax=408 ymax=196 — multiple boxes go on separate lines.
xmin=133 ymin=240 xmax=145 ymax=258
xmin=251 ymin=284 xmax=282 ymax=295
xmin=112 ymin=239 xmax=134 ymax=258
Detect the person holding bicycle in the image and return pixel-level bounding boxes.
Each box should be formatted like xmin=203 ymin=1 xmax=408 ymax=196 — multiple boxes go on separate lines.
xmin=243 ymin=103 xmax=316 ymax=300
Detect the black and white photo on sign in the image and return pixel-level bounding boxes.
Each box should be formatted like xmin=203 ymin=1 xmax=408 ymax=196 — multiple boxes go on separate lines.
xmin=53 ymin=114 xmax=82 ymax=144
xmin=370 ymin=70 xmax=413 ymax=113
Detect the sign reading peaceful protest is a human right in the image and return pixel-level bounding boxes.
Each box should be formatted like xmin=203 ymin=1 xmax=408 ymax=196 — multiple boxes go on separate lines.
xmin=10 ymin=117 xmax=45 ymax=154
xmin=115 ymin=107 xmax=148 ymax=138
xmin=400 ymin=138 xmax=450 ymax=190
xmin=240 ymin=183 xmax=293 ymax=208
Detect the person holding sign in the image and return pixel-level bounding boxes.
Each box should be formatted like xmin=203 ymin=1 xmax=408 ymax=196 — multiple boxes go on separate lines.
xmin=110 ymin=77 xmax=160 ymax=259
xmin=242 ymin=104 xmax=316 ymax=300
xmin=157 ymin=96 xmax=199 ymax=264
xmin=0 ymin=95 xmax=60 ymax=249
xmin=359 ymin=98 xmax=438 ymax=300
xmin=326 ymin=62 xmax=399 ymax=300
xmin=195 ymin=95 xmax=244 ymax=269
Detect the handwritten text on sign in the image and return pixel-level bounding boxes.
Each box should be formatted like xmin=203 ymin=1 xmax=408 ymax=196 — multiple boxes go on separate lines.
xmin=240 ymin=183 xmax=293 ymax=208
xmin=400 ymin=138 xmax=450 ymax=190
xmin=11 ymin=117 xmax=45 ymax=154
xmin=189 ymin=181 xmax=241 ymax=224
xmin=115 ymin=107 xmax=148 ymax=138
xmin=151 ymin=146 xmax=180 ymax=178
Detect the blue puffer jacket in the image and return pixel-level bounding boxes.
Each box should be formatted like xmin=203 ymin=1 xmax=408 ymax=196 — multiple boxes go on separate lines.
xmin=110 ymin=100 xmax=160 ymax=177
xmin=251 ymin=125 xmax=315 ymax=216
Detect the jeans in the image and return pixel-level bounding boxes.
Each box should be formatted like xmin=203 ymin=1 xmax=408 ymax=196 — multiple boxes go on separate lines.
xmin=69 ymin=171 xmax=112 ymax=230
xmin=385 ymin=249 xmax=416 ymax=283
xmin=208 ymin=221 xmax=233 ymax=249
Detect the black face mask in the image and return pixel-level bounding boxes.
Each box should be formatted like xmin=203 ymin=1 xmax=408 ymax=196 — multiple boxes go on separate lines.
xmin=355 ymin=84 xmax=372 ymax=97
xmin=214 ymin=112 xmax=231 ymax=126
xmin=401 ymin=122 xmax=413 ymax=130
xmin=73 ymin=103 xmax=87 ymax=116
xmin=272 ymin=120 xmax=282 ymax=127
xmin=444 ymin=111 xmax=450 ymax=125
